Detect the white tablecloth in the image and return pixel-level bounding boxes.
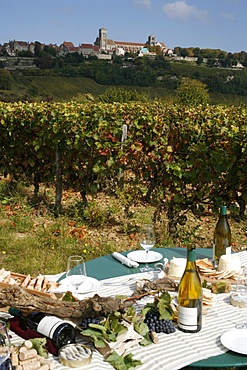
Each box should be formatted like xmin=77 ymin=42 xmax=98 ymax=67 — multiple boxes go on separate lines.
xmin=8 ymin=251 xmax=247 ymax=370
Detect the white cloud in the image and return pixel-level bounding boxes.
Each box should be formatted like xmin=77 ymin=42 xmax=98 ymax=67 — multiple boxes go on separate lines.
xmin=58 ymin=7 xmax=73 ymax=14
xmin=134 ymin=0 xmax=152 ymax=9
xmin=222 ymin=12 xmax=235 ymax=21
xmin=162 ymin=1 xmax=208 ymax=22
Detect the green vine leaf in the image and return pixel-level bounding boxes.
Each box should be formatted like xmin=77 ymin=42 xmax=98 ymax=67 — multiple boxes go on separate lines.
xmin=106 ymin=351 xmax=142 ymax=370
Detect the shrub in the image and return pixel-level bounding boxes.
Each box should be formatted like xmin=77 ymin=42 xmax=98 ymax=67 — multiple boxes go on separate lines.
xmin=176 ymin=77 xmax=210 ymax=106
xmin=0 ymin=69 xmax=13 ymax=90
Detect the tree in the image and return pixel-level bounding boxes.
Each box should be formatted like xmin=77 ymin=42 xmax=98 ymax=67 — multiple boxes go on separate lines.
xmin=193 ymin=47 xmax=201 ymax=57
xmin=43 ymin=45 xmax=57 ymax=57
xmin=243 ymin=54 xmax=247 ymax=67
xmin=206 ymin=58 xmax=216 ymax=68
xmin=152 ymin=55 xmax=170 ymax=69
xmin=173 ymin=46 xmax=181 ymax=55
xmin=180 ymin=48 xmax=189 ymax=58
xmin=17 ymin=50 xmax=33 ymax=57
xmin=34 ymin=41 xmax=42 ymax=57
xmin=176 ymin=78 xmax=210 ymax=106
xmin=0 ymin=69 xmax=13 ymax=90
xmin=196 ymin=56 xmax=203 ymax=65
xmin=35 ymin=52 xmax=54 ymax=69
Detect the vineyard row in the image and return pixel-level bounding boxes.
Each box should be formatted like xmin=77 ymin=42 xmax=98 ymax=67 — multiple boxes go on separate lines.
xmin=1 ymin=101 xmax=247 ymax=230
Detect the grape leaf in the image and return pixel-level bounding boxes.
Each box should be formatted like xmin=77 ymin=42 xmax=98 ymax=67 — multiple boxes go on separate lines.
xmin=106 ymin=351 xmax=142 ymax=370
xmin=134 ymin=322 xmax=152 ymax=346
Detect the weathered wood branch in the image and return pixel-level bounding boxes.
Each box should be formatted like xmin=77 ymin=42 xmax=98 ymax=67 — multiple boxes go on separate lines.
xmin=0 ymin=277 xmax=177 ymax=319
xmin=0 ymin=286 xmax=129 ymax=319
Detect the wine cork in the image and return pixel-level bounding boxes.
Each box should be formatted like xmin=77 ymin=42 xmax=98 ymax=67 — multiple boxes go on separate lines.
xmin=40 ymin=358 xmax=56 ymax=370
xmin=19 ymin=349 xmax=37 ymax=361
xmin=19 ymin=347 xmax=28 ymax=353
xmin=11 ymin=351 xmax=19 ymax=366
xmin=21 ymin=362 xmax=41 ymax=370
xmin=24 ymin=341 xmax=33 ymax=349
xmin=20 ymin=357 xmax=39 ymax=366
xmin=39 ymin=364 xmax=49 ymax=370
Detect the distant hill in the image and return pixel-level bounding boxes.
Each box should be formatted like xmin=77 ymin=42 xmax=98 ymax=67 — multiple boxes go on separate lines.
xmin=1 ymin=57 xmax=247 ymax=105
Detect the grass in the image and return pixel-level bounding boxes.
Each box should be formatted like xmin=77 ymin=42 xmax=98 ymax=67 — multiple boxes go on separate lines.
xmin=12 ymin=76 xmax=107 ymax=101
xmin=7 ymin=75 xmax=174 ymax=102
xmin=0 ymin=177 xmax=246 ymax=277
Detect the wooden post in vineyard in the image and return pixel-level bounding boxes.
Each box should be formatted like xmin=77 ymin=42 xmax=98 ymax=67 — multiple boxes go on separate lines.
xmin=118 ymin=124 xmax=127 ymax=189
xmin=55 ymin=146 xmax=62 ymax=215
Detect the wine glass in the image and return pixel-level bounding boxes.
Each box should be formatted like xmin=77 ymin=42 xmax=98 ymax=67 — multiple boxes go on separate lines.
xmin=0 ymin=320 xmax=11 ymax=366
xmin=235 ymin=265 xmax=247 ymax=329
xmin=139 ymin=224 xmax=156 ymax=272
xmin=66 ymin=255 xmax=87 ymax=296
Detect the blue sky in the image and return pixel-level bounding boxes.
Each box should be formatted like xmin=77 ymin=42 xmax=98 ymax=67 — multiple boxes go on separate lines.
xmin=1 ymin=0 xmax=246 ymax=53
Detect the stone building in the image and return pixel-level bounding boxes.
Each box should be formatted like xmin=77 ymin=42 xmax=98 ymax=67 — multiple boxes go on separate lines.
xmin=94 ymin=28 xmax=166 ymax=55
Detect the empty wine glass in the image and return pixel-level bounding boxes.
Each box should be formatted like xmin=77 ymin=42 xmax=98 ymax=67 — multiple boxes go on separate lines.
xmin=139 ymin=224 xmax=156 ymax=272
xmin=66 ymin=255 xmax=86 ymax=296
xmin=235 ymin=265 xmax=247 ymax=329
xmin=0 ymin=320 xmax=11 ymax=366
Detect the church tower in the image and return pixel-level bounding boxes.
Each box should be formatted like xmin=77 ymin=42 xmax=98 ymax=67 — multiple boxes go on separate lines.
xmin=94 ymin=28 xmax=107 ymax=51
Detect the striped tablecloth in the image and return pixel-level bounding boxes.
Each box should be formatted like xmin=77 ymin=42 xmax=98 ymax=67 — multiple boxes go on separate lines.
xmin=8 ymin=251 xmax=247 ymax=370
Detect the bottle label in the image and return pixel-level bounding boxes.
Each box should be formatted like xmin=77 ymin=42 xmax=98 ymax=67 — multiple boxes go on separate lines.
xmin=37 ymin=316 xmax=64 ymax=339
xmin=178 ymin=306 xmax=198 ymax=331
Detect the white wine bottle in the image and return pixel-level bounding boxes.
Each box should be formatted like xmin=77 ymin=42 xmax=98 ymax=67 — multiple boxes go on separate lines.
xmin=177 ymin=246 xmax=202 ymax=333
xmin=9 ymin=307 xmax=76 ymax=349
xmin=213 ymin=205 xmax=231 ymax=268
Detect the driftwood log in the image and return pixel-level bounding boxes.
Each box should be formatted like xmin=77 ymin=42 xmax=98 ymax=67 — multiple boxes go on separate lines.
xmin=0 ymin=286 xmax=128 ymax=319
xmin=0 ymin=277 xmax=178 ymax=319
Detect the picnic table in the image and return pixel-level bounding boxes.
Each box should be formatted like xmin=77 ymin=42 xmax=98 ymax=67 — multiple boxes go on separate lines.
xmin=81 ymin=247 xmax=247 ymax=369
xmin=8 ymin=247 xmax=247 ymax=370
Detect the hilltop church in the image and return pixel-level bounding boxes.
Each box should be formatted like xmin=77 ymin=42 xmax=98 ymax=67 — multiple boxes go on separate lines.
xmin=94 ymin=28 xmax=167 ymax=55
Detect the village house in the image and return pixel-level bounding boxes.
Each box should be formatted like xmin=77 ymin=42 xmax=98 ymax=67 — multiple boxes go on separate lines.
xmin=2 ymin=40 xmax=34 ymax=56
xmin=79 ymin=44 xmax=99 ymax=58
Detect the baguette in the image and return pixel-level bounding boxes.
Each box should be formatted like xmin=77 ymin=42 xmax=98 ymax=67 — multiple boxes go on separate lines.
xmin=35 ymin=275 xmax=44 ymax=291
xmin=0 ymin=270 xmax=59 ymax=296
xmin=21 ymin=274 xmax=31 ymax=288
xmin=0 ymin=269 xmax=10 ymax=282
xmin=26 ymin=278 xmax=38 ymax=290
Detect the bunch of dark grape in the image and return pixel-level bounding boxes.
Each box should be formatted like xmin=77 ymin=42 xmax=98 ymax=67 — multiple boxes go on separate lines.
xmin=80 ymin=317 xmax=101 ymax=329
xmin=144 ymin=310 xmax=176 ymax=334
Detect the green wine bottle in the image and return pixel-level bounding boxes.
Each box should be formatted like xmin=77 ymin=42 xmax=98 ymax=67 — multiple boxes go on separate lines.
xmin=213 ymin=205 xmax=231 ymax=268
xmin=9 ymin=307 xmax=76 ymax=349
xmin=177 ymin=246 xmax=202 ymax=333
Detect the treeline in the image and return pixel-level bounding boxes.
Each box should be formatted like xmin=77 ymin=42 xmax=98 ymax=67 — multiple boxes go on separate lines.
xmin=1 ymin=50 xmax=247 ymax=99
xmin=173 ymin=46 xmax=247 ymax=67
xmin=1 ymin=101 xmax=247 ymax=237
xmin=22 ymin=55 xmax=247 ymax=97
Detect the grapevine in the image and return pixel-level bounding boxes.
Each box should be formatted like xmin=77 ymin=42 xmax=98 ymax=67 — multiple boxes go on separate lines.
xmin=0 ymin=101 xmax=246 ymax=230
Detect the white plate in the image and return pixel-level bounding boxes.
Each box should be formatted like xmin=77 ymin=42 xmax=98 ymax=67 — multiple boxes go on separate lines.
xmin=127 ymin=250 xmax=163 ymax=263
xmin=53 ymin=276 xmax=100 ymax=294
xmin=78 ymin=277 xmax=101 ymax=294
xmin=221 ymin=329 xmax=247 ymax=355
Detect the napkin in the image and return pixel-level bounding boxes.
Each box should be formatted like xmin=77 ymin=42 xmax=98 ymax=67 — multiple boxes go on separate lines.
xmin=112 ymin=252 xmax=139 ymax=268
